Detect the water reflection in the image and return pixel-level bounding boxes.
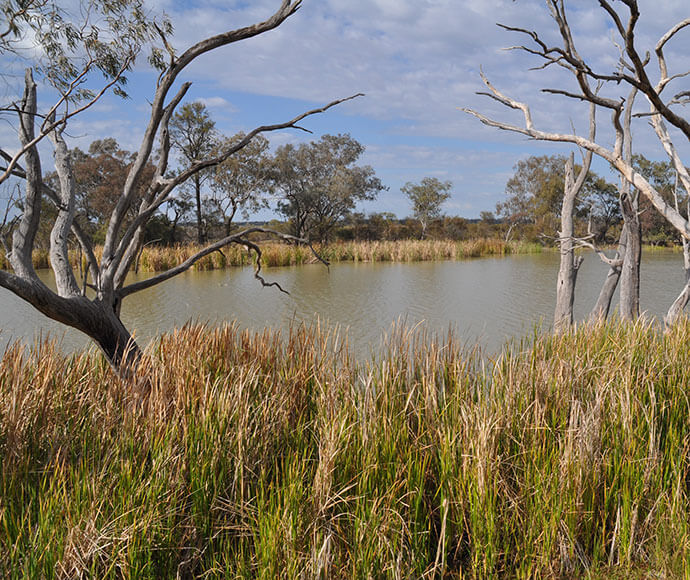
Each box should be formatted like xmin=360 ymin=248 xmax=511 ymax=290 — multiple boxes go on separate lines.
xmin=0 ymin=250 xmax=686 ymax=358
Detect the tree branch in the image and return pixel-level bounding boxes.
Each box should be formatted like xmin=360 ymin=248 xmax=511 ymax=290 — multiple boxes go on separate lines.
xmin=0 ymin=56 xmax=136 ymax=187
xmin=9 ymin=69 xmax=42 ymax=281
xmin=462 ymin=77 xmax=690 ymax=239
xmin=117 ymin=227 xmax=325 ymax=298
xmin=47 ymin=122 xmax=81 ymax=297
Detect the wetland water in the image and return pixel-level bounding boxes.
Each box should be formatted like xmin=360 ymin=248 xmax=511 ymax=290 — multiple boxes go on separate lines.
xmin=0 ymin=250 xmax=687 ymax=357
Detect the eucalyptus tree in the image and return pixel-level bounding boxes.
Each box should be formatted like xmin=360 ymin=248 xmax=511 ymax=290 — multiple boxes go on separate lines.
xmin=169 ymin=102 xmax=218 ymax=244
xmin=497 ymin=155 xmax=568 ymax=240
xmin=463 ymin=0 xmax=690 ymax=324
xmin=272 ymin=133 xmax=385 ymax=242
xmin=401 ymin=177 xmax=452 ymax=239
xmin=0 ymin=0 xmax=359 ymax=372
xmin=210 ymin=132 xmax=272 ymax=236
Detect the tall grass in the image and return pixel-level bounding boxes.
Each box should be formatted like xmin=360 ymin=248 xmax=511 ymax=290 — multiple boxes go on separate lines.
xmin=1 ymin=320 xmax=689 ymax=577
xmin=0 ymin=239 xmax=542 ymax=273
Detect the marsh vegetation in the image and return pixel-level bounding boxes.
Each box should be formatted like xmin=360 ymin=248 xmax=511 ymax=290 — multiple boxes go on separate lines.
xmin=1 ymin=321 xmax=689 ymax=578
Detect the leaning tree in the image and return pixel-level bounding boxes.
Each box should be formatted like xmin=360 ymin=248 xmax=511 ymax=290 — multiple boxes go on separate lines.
xmin=0 ymin=0 xmax=359 ymax=372
xmin=463 ymin=0 xmax=690 ymax=327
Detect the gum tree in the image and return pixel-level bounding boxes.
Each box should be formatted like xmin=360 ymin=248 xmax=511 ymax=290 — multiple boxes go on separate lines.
xmin=401 ymin=177 xmax=452 ymax=239
xmin=169 ymin=102 xmax=218 ymax=244
xmin=210 ymin=132 xmax=273 ymax=237
xmin=272 ymin=133 xmax=384 ymax=242
xmin=0 ymin=0 xmax=359 ymax=371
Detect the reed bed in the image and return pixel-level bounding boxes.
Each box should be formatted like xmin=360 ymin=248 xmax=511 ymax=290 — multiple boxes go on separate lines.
xmin=0 ymin=239 xmax=541 ymax=273
xmin=1 ymin=320 xmax=689 ymax=578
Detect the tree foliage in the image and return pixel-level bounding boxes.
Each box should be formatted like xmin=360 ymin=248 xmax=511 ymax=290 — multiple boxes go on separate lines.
xmin=633 ymin=155 xmax=685 ymax=244
xmin=68 ymin=139 xmax=155 ymax=241
xmin=401 ymin=177 xmax=452 ymax=238
xmin=210 ymin=132 xmax=272 ymax=236
xmin=169 ymin=102 xmax=219 ymax=244
xmin=272 ymin=133 xmax=385 ymax=242
xmin=497 ymin=155 xmax=567 ymax=235
xmin=497 ymin=154 xmax=620 ymax=243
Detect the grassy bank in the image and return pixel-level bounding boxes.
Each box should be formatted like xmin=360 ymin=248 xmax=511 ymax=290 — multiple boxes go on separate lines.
xmin=1 ymin=321 xmax=689 ymax=578
xmin=0 ymin=238 xmax=541 ymax=272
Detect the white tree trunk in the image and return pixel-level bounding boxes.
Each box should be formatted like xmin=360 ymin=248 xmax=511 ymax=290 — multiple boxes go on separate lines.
xmin=554 ymin=153 xmax=584 ymax=333
xmin=589 ymin=228 xmax=626 ymax=323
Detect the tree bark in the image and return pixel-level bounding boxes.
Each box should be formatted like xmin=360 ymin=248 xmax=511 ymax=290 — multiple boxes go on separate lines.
xmin=194 ymin=174 xmax=205 ymax=244
xmin=665 ymin=277 xmax=690 ymax=328
xmin=589 ymin=227 xmax=626 ymax=323
xmin=0 ymin=269 xmax=140 ymax=370
xmin=554 ymin=153 xmax=584 ymax=333
xmin=618 ymin=193 xmax=641 ymax=321
xmin=664 ymin=207 xmax=690 ymax=327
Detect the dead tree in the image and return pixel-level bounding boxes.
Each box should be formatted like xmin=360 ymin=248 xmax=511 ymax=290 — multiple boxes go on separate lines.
xmin=587 ymin=89 xmax=638 ymax=323
xmin=665 ymin=174 xmax=690 ymax=326
xmin=463 ymin=0 xmax=690 ymax=325
xmin=553 ymin=102 xmax=594 ymax=333
xmin=0 ymin=0 xmax=360 ymax=373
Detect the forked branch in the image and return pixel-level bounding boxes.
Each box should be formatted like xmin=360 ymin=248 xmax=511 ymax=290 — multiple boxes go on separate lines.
xmin=118 ymin=228 xmax=327 ymax=299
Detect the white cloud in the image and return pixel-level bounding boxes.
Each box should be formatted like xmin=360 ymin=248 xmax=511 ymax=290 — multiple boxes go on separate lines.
xmin=196 ymin=96 xmax=238 ymax=112
xmin=1 ymin=0 xmax=688 ymax=217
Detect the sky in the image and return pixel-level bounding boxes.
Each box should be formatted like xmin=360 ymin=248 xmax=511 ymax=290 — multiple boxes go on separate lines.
xmin=2 ymin=0 xmax=689 ymax=220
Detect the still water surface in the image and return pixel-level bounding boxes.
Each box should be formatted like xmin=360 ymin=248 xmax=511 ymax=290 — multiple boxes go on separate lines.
xmin=0 ymin=251 xmax=687 ymax=357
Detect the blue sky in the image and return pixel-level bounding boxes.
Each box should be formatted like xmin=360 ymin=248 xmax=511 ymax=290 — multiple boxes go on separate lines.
xmin=3 ymin=0 xmax=689 ymax=219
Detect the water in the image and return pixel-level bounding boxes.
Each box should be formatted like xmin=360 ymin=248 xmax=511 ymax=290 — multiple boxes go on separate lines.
xmin=0 ymin=251 xmax=687 ymax=357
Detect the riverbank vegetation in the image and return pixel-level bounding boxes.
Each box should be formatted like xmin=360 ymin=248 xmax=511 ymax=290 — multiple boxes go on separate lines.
xmin=0 ymin=238 xmax=542 ymax=272
xmin=1 ymin=320 xmax=689 ymax=578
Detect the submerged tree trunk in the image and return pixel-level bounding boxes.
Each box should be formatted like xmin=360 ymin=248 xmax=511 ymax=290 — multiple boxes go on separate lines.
xmin=617 ymin=88 xmax=641 ymax=322
xmin=194 ymin=174 xmax=205 ymax=244
xmin=618 ymin=192 xmax=641 ymax=321
xmin=664 ymin=175 xmax=690 ymax=328
xmin=665 ymin=276 xmax=690 ymax=327
xmin=664 ymin=234 xmax=690 ymax=327
xmin=553 ymin=106 xmax=595 ymax=333
xmin=554 ymin=153 xmax=584 ymax=333
xmin=589 ymin=228 xmax=626 ymax=323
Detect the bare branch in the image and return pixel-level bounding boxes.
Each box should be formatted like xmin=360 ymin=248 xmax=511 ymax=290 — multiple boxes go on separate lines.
xmin=573 ymin=237 xmax=624 ymax=267
xmin=118 ymin=227 xmax=319 ymax=298
xmin=655 ymin=18 xmax=690 ymax=88
xmin=102 ymin=0 xmax=304 ymax=275
xmin=463 ymin=76 xmax=690 ymax=239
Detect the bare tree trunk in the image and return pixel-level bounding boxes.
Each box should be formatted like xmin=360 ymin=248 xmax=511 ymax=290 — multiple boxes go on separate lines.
xmin=85 ymin=304 xmax=143 ymax=371
xmin=554 ymin=153 xmax=584 ymax=333
xmin=617 ymin=87 xmax=640 ymax=322
xmin=554 ymin=105 xmax=595 ymax=333
xmin=0 ymin=270 xmax=141 ymax=370
xmin=665 ymin=273 xmax=690 ymax=327
xmin=664 ymin=192 xmax=690 ymax=327
xmin=194 ymin=174 xmax=205 ymax=244
xmin=589 ymin=228 xmax=626 ymax=323
xmin=618 ymin=194 xmax=641 ymax=321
